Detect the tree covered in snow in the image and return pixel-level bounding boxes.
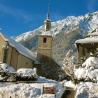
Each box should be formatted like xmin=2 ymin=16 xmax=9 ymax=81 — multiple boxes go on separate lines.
xmin=74 ymin=56 xmax=98 ymax=83
xmin=63 ymin=50 xmax=77 ymax=82
xmin=63 ymin=50 xmax=98 ymax=84
xmin=76 ymin=82 xmax=98 ymax=98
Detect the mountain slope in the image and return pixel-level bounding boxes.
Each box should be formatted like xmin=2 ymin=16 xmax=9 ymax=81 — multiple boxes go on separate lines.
xmin=16 ymin=12 xmax=98 ymax=65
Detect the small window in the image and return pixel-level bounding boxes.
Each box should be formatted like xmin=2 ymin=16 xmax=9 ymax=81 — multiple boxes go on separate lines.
xmin=43 ymin=37 xmax=47 ymax=43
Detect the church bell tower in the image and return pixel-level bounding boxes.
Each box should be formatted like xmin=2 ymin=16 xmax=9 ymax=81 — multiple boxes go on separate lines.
xmin=44 ymin=12 xmax=51 ymax=31
xmin=37 ymin=4 xmax=53 ymax=63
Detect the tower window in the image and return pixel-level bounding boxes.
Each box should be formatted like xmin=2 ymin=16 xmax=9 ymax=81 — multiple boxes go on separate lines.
xmin=43 ymin=37 xmax=47 ymax=43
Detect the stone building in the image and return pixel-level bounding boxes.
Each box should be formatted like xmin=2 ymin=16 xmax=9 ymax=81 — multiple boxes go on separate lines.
xmin=36 ymin=11 xmax=65 ymax=80
xmin=0 ymin=33 xmax=36 ymax=69
xmin=75 ymin=30 xmax=98 ymax=64
xmin=37 ymin=11 xmax=53 ymax=63
xmin=0 ymin=12 xmax=65 ymax=80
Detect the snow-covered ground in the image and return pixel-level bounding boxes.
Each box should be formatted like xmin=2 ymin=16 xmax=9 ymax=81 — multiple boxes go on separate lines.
xmin=2 ymin=56 xmax=98 ymax=98
xmin=76 ymin=82 xmax=98 ymax=98
xmin=0 ymin=78 xmax=65 ymax=98
xmin=62 ymin=55 xmax=98 ymax=98
xmin=0 ymin=64 xmax=65 ymax=98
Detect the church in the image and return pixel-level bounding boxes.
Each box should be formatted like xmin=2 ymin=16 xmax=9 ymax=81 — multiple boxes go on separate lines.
xmin=36 ymin=11 xmax=65 ymax=80
xmin=0 ymin=10 xmax=65 ymax=80
xmin=0 ymin=32 xmax=36 ymax=69
xmin=37 ymin=11 xmax=53 ymax=63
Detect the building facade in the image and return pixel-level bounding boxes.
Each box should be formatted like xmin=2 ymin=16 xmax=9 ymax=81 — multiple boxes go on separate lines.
xmin=75 ymin=30 xmax=98 ymax=64
xmin=37 ymin=12 xmax=53 ymax=63
xmin=0 ymin=33 xmax=36 ymax=69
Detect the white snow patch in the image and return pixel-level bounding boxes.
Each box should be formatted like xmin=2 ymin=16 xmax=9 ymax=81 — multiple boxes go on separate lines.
xmin=0 ymin=63 xmax=15 ymax=73
xmin=74 ymin=68 xmax=88 ymax=80
xmin=74 ymin=57 xmax=98 ymax=82
xmin=76 ymin=82 xmax=98 ymax=98
xmin=17 ymin=68 xmax=37 ymax=78
xmin=63 ymin=80 xmax=76 ymax=89
xmin=37 ymin=76 xmax=56 ymax=83
xmin=39 ymin=94 xmax=55 ymax=98
xmin=82 ymin=56 xmax=98 ymax=69
xmin=0 ymin=81 xmax=64 ymax=98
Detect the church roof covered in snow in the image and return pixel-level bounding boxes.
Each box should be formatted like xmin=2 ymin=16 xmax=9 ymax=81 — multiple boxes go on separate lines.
xmin=88 ymin=29 xmax=98 ymax=36
xmin=75 ymin=37 xmax=98 ymax=44
xmin=88 ymin=31 xmax=98 ymax=36
xmin=40 ymin=30 xmax=53 ymax=36
xmin=75 ymin=30 xmax=98 ymax=44
xmin=0 ymin=33 xmax=36 ymax=61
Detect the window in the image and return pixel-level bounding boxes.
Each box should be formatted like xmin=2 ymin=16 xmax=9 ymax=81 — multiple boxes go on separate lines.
xmin=43 ymin=37 xmax=47 ymax=43
xmin=3 ymin=47 xmax=8 ymax=63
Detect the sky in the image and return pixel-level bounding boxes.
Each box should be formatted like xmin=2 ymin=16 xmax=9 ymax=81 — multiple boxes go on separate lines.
xmin=0 ymin=0 xmax=98 ymax=37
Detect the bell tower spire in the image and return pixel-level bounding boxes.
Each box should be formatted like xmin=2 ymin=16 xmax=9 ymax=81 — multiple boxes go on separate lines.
xmin=47 ymin=1 xmax=50 ymax=20
xmin=44 ymin=0 xmax=51 ymax=31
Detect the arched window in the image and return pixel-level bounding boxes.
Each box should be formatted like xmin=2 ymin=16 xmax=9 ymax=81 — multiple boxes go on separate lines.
xmin=43 ymin=37 xmax=47 ymax=43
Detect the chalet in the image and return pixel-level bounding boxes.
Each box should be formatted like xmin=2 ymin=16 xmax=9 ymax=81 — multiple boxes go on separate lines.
xmin=0 ymin=33 xmax=36 ymax=69
xmin=75 ymin=30 xmax=98 ymax=64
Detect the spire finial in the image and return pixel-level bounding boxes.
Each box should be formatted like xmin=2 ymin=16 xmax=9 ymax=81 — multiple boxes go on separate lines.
xmin=47 ymin=0 xmax=50 ymax=20
xmin=44 ymin=0 xmax=51 ymax=31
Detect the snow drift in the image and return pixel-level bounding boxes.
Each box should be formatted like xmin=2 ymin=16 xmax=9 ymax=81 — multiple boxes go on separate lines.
xmin=17 ymin=68 xmax=37 ymax=78
xmin=76 ymin=82 xmax=98 ymax=98
xmin=0 ymin=78 xmax=64 ymax=98
xmin=75 ymin=56 xmax=98 ymax=82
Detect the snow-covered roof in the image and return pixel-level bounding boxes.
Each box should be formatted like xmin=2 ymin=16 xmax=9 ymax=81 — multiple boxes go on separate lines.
xmin=88 ymin=32 xmax=98 ymax=36
xmin=17 ymin=68 xmax=37 ymax=78
xmin=0 ymin=63 xmax=16 ymax=73
xmin=76 ymin=29 xmax=98 ymax=44
xmin=0 ymin=33 xmax=36 ymax=61
xmin=75 ymin=37 xmax=98 ymax=44
xmin=75 ymin=30 xmax=98 ymax=44
xmin=40 ymin=30 xmax=53 ymax=37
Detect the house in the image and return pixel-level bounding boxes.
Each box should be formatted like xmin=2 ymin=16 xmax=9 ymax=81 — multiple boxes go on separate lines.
xmin=75 ymin=29 xmax=98 ymax=64
xmin=0 ymin=33 xmax=36 ymax=69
